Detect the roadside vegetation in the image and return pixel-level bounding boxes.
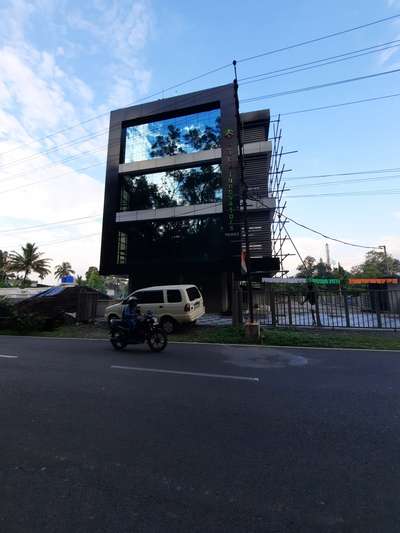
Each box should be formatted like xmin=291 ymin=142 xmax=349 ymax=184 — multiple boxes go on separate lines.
xmin=1 ymin=320 xmax=399 ymax=350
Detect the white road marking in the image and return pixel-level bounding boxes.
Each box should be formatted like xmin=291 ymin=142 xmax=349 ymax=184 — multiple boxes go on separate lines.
xmin=0 ymin=354 xmax=18 ymax=359
xmin=111 ymin=365 xmax=259 ymax=382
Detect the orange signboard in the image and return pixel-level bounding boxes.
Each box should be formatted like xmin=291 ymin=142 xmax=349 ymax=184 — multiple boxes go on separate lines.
xmin=348 ymin=278 xmax=398 ymax=285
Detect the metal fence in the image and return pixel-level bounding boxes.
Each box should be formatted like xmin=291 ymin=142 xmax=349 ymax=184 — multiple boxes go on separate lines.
xmin=242 ymin=284 xmax=400 ymax=330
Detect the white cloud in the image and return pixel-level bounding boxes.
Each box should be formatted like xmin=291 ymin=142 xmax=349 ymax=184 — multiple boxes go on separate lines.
xmin=0 ymin=0 xmax=154 ymax=283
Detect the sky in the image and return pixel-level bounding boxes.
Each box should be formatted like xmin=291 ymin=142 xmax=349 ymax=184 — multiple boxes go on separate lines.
xmin=0 ymin=0 xmax=399 ymax=284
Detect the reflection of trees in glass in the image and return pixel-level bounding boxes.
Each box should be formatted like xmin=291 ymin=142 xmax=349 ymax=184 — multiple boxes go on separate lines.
xmin=121 ymin=115 xmax=222 ymax=210
xmin=150 ymin=116 xmax=221 ymax=158
xmin=121 ymin=165 xmax=222 ymax=210
xmin=121 ymin=175 xmax=177 ymax=211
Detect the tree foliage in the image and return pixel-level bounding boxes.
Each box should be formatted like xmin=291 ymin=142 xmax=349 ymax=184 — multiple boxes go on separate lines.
xmin=85 ymin=266 xmax=106 ymax=292
xmin=351 ymin=250 xmax=400 ymax=277
xmin=9 ymin=243 xmax=51 ymax=286
xmin=54 ymin=262 xmax=75 ymax=280
xmin=0 ymin=250 xmax=10 ymax=284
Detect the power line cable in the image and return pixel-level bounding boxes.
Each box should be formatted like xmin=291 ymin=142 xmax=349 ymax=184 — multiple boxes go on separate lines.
xmin=249 ymin=195 xmax=377 ymax=248
xmin=0 ymin=64 xmax=231 ymax=159
xmin=39 ymin=232 xmax=101 ymax=248
xmin=272 ymin=92 xmax=400 ymax=116
xmin=241 ymin=66 xmax=400 ymax=102
xmin=236 ymin=14 xmax=400 ymax=64
xmin=286 ymin=166 xmax=400 ymax=180
xmin=1 ymin=14 xmax=398 ymax=162
xmin=285 ymin=188 xmax=400 ymax=198
xmin=0 ymin=129 xmax=108 ymax=171
xmin=288 ymin=174 xmax=400 ymax=188
xmin=0 ymin=215 xmax=101 ymax=235
xmin=240 ymin=40 xmax=400 ymax=85
xmin=0 ymin=160 xmax=105 ymax=195
xmin=0 ymin=89 xmax=222 ymax=172
xmin=0 ymin=143 xmax=108 ymax=185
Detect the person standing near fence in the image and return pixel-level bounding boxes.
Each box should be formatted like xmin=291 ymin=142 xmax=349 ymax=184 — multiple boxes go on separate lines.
xmin=303 ymin=282 xmax=318 ymax=326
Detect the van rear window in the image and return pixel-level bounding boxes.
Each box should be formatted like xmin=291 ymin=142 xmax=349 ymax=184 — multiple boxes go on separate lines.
xmin=186 ymin=287 xmax=200 ymax=301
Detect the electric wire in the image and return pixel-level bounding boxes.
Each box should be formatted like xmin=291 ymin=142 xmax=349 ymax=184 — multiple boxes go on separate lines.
xmin=0 ymin=215 xmax=102 ymax=235
xmin=271 ymin=92 xmax=400 ymax=116
xmin=241 ymin=67 xmax=400 ymax=102
xmin=1 ymin=13 xmax=399 ymax=163
xmin=248 ymin=195 xmax=377 ymax=248
xmin=288 ymin=173 xmax=400 ymax=188
xmin=236 ymin=14 xmax=400 ymax=63
xmin=285 ymin=166 xmax=400 ymax=180
xmin=240 ymin=40 xmax=400 ymax=85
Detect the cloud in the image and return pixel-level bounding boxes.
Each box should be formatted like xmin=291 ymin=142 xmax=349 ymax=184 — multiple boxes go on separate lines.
xmin=0 ymin=0 xmax=154 ymax=282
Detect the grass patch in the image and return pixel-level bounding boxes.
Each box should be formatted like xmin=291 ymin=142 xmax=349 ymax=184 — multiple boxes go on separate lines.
xmin=169 ymin=326 xmax=400 ymax=350
xmin=261 ymin=328 xmax=400 ymax=350
xmin=1 ymin=322 xmax=399 ymax=350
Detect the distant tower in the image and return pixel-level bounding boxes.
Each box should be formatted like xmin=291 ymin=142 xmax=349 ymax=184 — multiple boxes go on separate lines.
xmin=325 ymin=243 xmax=331 ymax=268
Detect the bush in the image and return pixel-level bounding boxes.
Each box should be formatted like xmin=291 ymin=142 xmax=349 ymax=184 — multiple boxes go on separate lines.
xmin=0 ymin=296 xmax=14 ymax=318
xmin=13 ymin=312 xmax=47 ymax=333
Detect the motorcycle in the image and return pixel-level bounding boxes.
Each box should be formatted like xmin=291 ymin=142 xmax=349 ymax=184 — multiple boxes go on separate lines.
xmin=109 ymin=311 xmax=168 ymax=352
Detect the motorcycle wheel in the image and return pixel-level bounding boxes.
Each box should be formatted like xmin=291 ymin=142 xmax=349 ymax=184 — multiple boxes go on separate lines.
xmin=147 ymin=329 xmax=168 ymax=352
xmin=110 ymin=330 xmax=128 ymax=350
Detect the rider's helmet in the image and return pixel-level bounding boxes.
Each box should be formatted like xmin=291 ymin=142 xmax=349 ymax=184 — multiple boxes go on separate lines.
xmin=127 ymin=295 xmax=138 ymax=306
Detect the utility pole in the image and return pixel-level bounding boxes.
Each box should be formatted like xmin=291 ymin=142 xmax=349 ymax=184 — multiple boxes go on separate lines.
xmin=325 ymin=243 xmax=331 ymax=269
xmin=233 ymin=60 xmax=254 ymax=323
xmin=379 ymin=245 xmax=389 ymax=275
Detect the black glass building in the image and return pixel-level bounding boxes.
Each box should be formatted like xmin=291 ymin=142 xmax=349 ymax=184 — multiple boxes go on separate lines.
xmin=100 ymin=84 xmax=279 ymax=312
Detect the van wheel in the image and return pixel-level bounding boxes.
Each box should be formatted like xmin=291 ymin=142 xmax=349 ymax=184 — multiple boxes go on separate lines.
xmin=108 ymin=314 xmax=119 ymax=325
xmin=160 ymin=316 xmax=177 ymax=334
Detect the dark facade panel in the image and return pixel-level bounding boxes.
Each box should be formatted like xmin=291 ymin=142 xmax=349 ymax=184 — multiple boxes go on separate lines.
xmin=99 ymin=83 xmax=278 ymax=296
xmin=100 ymin=84 xmax=242 ymax=276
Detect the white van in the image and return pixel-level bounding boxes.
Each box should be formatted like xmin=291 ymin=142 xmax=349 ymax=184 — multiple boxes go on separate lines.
xmin=104 ymin=284 xmax=205 ymax=333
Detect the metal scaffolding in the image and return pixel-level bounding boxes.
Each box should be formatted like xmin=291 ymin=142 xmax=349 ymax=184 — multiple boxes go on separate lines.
xmin=269 ymin=115 xmax=292 ymax=277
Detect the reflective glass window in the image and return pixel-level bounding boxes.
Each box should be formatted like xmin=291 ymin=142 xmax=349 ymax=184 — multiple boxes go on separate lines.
xmin=121 ymin=216 xmax=227 ymax=265
xmin=120 ymin=164 xmax=222 ymax=211
xmin=123 ymin=108 xmax=221 ymax=163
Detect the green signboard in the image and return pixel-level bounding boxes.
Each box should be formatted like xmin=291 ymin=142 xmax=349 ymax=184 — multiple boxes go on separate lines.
xmin=308 ymin=278 xmax=340 ymax=285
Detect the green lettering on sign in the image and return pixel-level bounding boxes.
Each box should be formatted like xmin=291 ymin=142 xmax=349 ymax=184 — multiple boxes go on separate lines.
xmin=307 ymin=278 xmax=340 ymax=285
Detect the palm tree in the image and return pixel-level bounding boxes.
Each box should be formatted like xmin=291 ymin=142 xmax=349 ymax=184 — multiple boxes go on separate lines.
xmin=54 ymin=261 xmax=75 ymax=280
xmin=9 ymin=243 xmax=51 ymax=285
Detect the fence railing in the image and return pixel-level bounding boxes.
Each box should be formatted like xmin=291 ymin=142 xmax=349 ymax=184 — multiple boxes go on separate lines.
xmin=242 ymin=284 xmax=400 ymax=330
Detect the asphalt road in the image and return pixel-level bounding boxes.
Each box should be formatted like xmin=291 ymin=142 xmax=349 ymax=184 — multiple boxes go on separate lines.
xmin=1 ymin=337 xmax=400 ymax=532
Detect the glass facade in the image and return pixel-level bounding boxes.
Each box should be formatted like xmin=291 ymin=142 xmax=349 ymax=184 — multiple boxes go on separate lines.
xmin=123 ymin=108 xmax=221 ymax=163
xmin=119 ymin=216 xmax=227 ymax=265
xmin=120 ymin=164 xmax=222 ymax=211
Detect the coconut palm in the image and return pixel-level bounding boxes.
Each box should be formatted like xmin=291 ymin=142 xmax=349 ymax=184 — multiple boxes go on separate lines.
xmin=9 ymin=243 xmax=51 ymax=285
xmin=54 ymin=261 xmax=75 ymax=280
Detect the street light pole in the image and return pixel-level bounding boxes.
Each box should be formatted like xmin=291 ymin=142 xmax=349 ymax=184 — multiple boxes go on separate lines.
xmin=233 ymin=60 xmax=254 ymax=323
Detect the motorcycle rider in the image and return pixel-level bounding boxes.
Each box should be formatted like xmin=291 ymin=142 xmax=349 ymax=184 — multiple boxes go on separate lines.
xmin=121 ymin=296 xmax=139 ymax=334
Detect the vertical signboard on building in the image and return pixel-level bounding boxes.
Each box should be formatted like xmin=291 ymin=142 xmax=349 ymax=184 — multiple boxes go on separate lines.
xmin=220 ymin=87 xmax=241 ymax=272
